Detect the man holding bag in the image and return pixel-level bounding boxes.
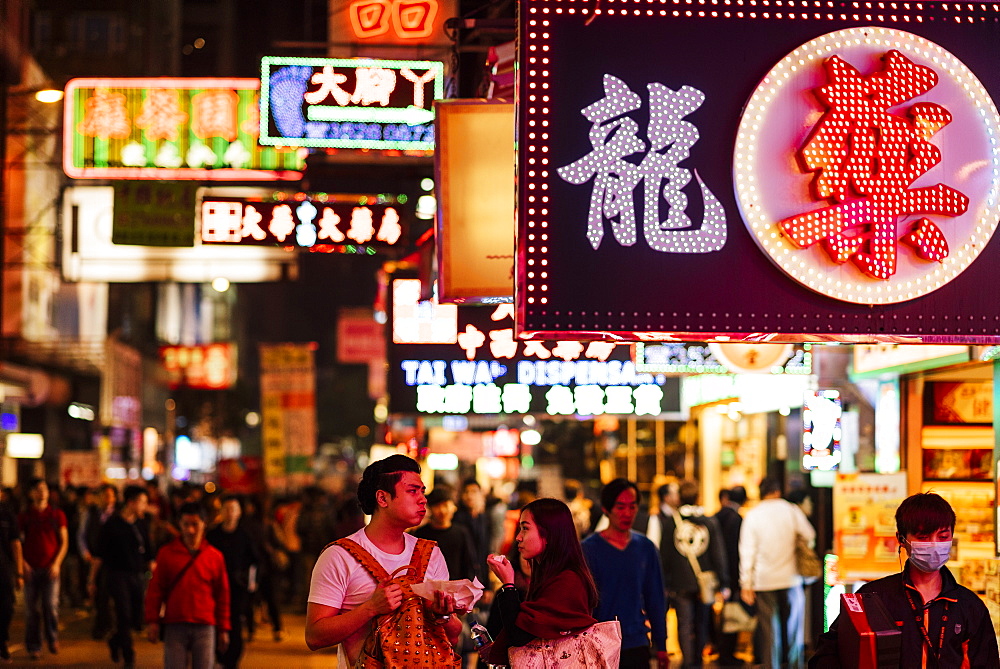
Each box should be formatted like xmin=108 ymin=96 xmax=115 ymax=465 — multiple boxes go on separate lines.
xmin=305 ymin=454 xmax=463 ymax=667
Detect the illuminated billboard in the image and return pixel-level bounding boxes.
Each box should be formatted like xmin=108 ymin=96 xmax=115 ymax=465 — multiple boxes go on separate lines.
xmin=200 ymin=195 xmax=406 ymax=251
xmin=516 ymin=2 xmax=1000 ymax=343
xmin=260 ymin=56 xmax=445 ymax=150
xmin=63 ymin=78 xmax=304 ymax=180
xmin=389 ymin=280 xmax=681 ymax=416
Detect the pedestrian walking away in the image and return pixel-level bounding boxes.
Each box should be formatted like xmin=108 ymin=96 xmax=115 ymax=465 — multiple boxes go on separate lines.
xmin=91 ymin=484 xmax=151 ymax=668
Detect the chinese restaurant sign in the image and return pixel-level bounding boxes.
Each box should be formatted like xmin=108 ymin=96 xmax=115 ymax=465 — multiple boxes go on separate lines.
xmin=160 ymin=344 xmax=236 ymax=390
xmin=200 ymin=195 xmax=405 ymax=251
xmin=330 ymin=0 xmax=456 ymax=47
xmin=517 ymin=3 xmax=1000 ymax=343
xmin=260 ymin=56 xmax=445 ymax=150
xmin=389 ymin=295 xmax=681 ymax=416
xmin=63 ymin=78 xmax=304 ymax=180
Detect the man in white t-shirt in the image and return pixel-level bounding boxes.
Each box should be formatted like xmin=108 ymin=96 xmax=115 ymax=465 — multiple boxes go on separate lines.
xmin=305 ymin=455 xmax=463 ymax=664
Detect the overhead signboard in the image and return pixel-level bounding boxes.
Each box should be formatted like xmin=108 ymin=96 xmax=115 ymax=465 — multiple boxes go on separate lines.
xmin=200 ymin=195 xmax=406 ymax=251
xmin=329 ymin=0 xmax=457 ymax=47
xmin=63 ymin=78 xmax=304 ymax=181
xmin=516 ymin=3 xmax=1000 ymax=343
xmin=260 ymin=56 xmax=445 ymax=150
xmin=389 ymin=280 xmax=681 ymax=416
xmin=435 ymin=100 xmax=515 ymax=302
xmin=113 ymin=183 xmax=197 ymax=247
xmin=63 ymin=187 xmax=297 ymax=283
xmin=635 ymin=342 xmax=812 ymax=375
xmin=160 ymin=343 xmax=236 ymax=390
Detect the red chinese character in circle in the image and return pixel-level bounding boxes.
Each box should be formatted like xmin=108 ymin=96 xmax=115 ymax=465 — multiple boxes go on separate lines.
xmin=778 ymin=51 xmax=969 ymax=280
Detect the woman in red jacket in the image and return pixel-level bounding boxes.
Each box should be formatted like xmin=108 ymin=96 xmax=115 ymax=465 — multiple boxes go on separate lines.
xmin=483 ymin=497 xmax=599 ymax=665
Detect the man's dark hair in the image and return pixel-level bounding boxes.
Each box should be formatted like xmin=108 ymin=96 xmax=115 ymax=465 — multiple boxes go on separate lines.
xmin=357 ymin=454 xmax=421 ymax=515
xmin=896 ymin=492 xmax=955 ymax=538
xmin=657 ymin=481 xmax=679 ymax=502
xmin=563 ymin=479 xmax=583 ymax=502
xmin=122 ymin=485 xmax=147 ymax=505
xmin=787 ymin=489 xmax=810 ymax=506
xmin=728 ymin=485 xmax=747 ymax=506
xmin=425 ymin=487 xmax=455 ymax=508
xmin=26 ymin=477 xmax=46 ymax=492
xmin=679 ymin=480 xmax=699 ymax=506
xmin=220 ymin=493 xmax=242 ymax=507
xmin=759 ymin=477 xmax=782 ymax=498
xmin=178 ymin=501 xmax=205 ymax=520
xmin=461 ymin=477 xmax=481 ymax=491
xmin=600 ymin=478 xmax=639 ymax=512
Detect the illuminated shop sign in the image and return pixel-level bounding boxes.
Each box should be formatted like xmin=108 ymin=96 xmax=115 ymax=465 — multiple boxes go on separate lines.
xmin=635 ymin=343 xmax=811 ymax=375
xmin=200 ymin=196 xmax=405 ymax=250
xmin=160 ymin=343 xmax=236 ymax=390
xmin=63 ymin=78 xmax=304 ymax=180
xmin=389 ymin=297 xmax=680 ymax=416
xmin=345 ymin=0 xmax=442 ymax=41
xmin=802 ymin=390 xmax=843 ymax=471
xmin=517 ymin=2 xmax=1000 ymax=344
xmin=260 ymin=56 xmax=444 ymax=150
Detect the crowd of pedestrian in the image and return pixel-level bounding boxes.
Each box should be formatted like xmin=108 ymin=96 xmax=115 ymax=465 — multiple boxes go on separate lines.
xmin=0 ymin=477 xmax=367 ymax=666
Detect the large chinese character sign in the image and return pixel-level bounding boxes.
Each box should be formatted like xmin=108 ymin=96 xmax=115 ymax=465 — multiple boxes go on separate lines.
xmin=260 ymin=56 xmax=444 ymax=150
xmin=735 ymin=28 xmax=1000 ymax=304
xmin=63 ymin=78 xmax=304 ymax=181
xmin=518 ymin=2 xmax=1000 ymax=343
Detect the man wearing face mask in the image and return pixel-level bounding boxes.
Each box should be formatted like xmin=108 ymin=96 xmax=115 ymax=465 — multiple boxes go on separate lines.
xmin=809 ymin=492 xmax=999 ymax=668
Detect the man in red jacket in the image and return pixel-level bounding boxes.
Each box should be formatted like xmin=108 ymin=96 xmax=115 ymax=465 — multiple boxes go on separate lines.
xmin=144 ymin=502 xmax=230 ymax=668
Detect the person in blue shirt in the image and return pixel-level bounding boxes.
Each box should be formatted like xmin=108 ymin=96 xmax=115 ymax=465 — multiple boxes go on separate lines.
xmin=582 ymin=478 xmax=669 ymax=669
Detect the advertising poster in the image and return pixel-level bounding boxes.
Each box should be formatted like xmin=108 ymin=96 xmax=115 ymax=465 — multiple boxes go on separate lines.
xmin=259 ymin=343 xmax=317 ymax=490
xmin=833 ymin=472 xmax=907 ymax=581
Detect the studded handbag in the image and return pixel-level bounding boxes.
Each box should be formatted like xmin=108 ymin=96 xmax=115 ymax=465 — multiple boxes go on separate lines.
xmin=332 ymin=538 xmax=461 ymax=669
xmin=507 ymin=620 xmax=622 ymax=669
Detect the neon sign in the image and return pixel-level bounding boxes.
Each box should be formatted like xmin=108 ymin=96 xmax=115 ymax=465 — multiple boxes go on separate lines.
xmin=518 ymin=1 xmax=1000 ymax=344
xmin=349 ymin=0 xmax=439 ymax=39
xmin=200 ymin=196 xmax=405 ymax=250
xmin=389 ymin=288 xmax=679 ymax=416
xmin=63 ymin=78 xmax=304 ymax=181
xmin=736 ymin=28 xmax=1000 ymax=304
xmin=802 ymin=390 xmax=843 ymax=471
xmin=634 ymin=343 xmax=812 ymax=375
xmin=259 ymin=56 xmax=444 ymax=150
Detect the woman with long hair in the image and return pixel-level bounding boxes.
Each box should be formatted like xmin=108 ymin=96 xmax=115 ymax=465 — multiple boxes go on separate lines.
xmin=482 ymin=497 xmax=599 ymax=666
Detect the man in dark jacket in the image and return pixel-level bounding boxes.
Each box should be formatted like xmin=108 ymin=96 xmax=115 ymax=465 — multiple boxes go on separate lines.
xmin=810 ymin=492 xmax=998 ymax=669
xmin=713 ymin=486 xmax=747 ymax=668
xmin=90 ymin=485 xmax=151 ymax=668
xmin=656 ymin=480 xmax=729 ymax=668
xmin=207 ymin=495 xmax=259 ymax=669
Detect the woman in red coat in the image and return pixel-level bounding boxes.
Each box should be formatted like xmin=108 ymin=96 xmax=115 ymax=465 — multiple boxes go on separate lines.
xmin=483 ymin=497 xmax=599 ymax=665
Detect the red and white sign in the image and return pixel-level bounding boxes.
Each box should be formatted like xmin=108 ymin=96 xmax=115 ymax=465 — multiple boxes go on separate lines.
xmin=160 ymin=343 xmax=236 ymax=390
xmin=735 ymin=28 xmax=1000 ymax=305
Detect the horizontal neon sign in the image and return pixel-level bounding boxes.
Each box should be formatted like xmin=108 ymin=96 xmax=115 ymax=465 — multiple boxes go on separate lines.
xmin=415 ymin=383 xmax=663 ymax=416
xmin=260 ymin=56 xmax=444 ymax=150
xmin=63 ymin=78 xmax=304 ymax=181
xmin=201 ymin=197 xmax=404 ymax=249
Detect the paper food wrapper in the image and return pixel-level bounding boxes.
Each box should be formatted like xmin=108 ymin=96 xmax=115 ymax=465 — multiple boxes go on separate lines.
xmin=411 ymin=577 xmax=485 ymax=611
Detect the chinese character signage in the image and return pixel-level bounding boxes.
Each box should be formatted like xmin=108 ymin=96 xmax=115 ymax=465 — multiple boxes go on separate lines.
xmin=329 ymin=0 xmax=457 ymax=47
xmin=389 ymin=285 xmax=681 ymax=415
xmin=200 ymin=196 xmax=405 ymax=250
xmin=635 ymin=342 xmax=811 ymax=375
xmin=518 ymin=3 xmax=1000 ymax=343
xmin=833 ymin=472 xmax=907 ymax=581
xmin=64 ymin=78 xmax=304 ymax=180
xmin=160 ymin=343 xmax=236 ymax=390
xmin=260 ymin=56 xmax=445 ymax=150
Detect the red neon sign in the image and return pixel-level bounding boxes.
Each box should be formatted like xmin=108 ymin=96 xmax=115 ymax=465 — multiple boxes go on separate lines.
xmin=778 ymin=51 xmax=969 ymax=280
xmin=349 ymin=0 xmax=438 ymax=39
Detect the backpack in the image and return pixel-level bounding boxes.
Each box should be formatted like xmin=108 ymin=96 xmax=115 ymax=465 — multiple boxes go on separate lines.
xmin=333 ymin=537 xmax=461 ymax=669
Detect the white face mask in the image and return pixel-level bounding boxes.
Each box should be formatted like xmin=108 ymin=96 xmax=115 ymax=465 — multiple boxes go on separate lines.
xmin=905 ymin=540 xmax=952 ymax=573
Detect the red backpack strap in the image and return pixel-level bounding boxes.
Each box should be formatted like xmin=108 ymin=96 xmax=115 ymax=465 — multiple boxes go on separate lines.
xmin=332 ymin=538 xmax=392 ymax=583
xmin=408 ymin=538 xmax=437 ymax=581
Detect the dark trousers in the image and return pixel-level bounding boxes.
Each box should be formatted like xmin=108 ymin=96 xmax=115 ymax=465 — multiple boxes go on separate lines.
xmin=249 ymin=568 xmax=283 ymax=635
xmin=0 ymin=577 xmax=13 ymax=646
xmin=620 ymin=645 xmax=652 ymax=669
xmin=675 ymin=592 xmax=712 ymax=668
xmin=217 ymin=586 xmax=248 ymax=669
xmin=92 ymin=565 xmax=113 ymax=638
xmin=108 ymin=571 xmax=144 ymax=663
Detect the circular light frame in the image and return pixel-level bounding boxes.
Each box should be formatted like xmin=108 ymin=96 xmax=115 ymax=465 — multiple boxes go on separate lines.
xmin=734 ymin=27 xmax=1000 ymax=305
